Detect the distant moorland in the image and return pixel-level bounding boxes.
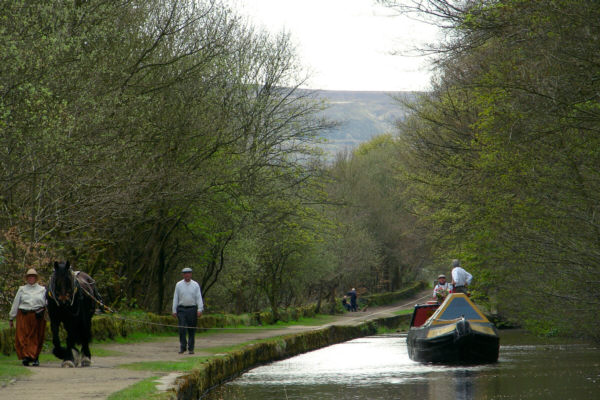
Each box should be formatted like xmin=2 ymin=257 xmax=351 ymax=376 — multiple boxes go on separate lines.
xmin=311 ymin=90 xmax=420 ymax=157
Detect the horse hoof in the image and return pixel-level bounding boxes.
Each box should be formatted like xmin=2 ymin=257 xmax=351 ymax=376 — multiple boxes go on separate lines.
xmin=62 ymin=360 xmax=75 ymax=368
xmin=80 ymin=357 xmax=91 ymax=367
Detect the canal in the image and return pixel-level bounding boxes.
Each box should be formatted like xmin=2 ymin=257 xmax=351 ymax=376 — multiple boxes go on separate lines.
xmin=205 ymin=330 xmax=600 ymax=399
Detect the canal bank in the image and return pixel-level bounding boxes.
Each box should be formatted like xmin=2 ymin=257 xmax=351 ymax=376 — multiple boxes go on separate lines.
xmin=0 ymin=288 xmax=429 ymax=400
xmin=173 ymin=311 xmax=414 ymax=399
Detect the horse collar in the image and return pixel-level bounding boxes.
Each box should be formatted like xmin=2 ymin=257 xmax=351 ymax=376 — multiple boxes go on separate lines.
xmin=48 ymin=268 xmax=79 ymax=306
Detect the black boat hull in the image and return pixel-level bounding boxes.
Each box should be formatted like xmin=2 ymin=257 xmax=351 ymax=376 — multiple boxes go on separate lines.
xmin=407 ymin=320 xmax=499 ymax=364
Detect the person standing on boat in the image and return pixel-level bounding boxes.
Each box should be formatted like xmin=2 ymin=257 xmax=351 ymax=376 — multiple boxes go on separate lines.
xmin=433 ymin=274 xmax=452 ymax=302
xmin=450 ymin=259 xmax=472 ymax=294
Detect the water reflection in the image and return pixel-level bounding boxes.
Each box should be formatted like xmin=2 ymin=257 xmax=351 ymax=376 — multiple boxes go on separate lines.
xmin=206 ymin=332 xmax=600 ymax=400
xmin=452 ymin=370 xmax=475 ymax=400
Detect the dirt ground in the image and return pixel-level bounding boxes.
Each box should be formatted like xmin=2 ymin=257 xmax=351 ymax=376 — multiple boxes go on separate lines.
xmin=0 ymin=291 xmax=430 ymax=400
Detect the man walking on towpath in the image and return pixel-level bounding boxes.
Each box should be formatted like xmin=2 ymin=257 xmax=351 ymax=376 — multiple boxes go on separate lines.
xmin=172 ymin=267 xmax=203 ymax=354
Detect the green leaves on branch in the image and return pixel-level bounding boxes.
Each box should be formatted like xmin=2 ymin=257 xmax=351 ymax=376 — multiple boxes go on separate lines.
xmin=388 ymin=0 xmax=600 ymax=340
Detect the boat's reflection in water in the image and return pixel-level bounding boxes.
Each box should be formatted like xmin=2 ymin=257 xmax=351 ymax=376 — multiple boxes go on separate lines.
xmin=205 ymin=333 xmax=600 ymax=400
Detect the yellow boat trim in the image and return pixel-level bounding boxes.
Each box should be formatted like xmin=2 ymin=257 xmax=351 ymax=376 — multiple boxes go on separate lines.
xmin=429 ymin=293 xmax=490 ymax=325
xmin=426 ymin=323 xmax=457 ymax=338
xmin=470 ymin=323 xmax=497 ymax=336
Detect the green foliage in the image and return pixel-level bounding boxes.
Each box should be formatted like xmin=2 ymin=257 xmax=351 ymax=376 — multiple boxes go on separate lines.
xmin=106 ymin=377 xmax=169 ymax=400
xmin=325 ymin=134 xmax=432 ymax=293
xmin=358 ymin=281 xmax=426 ymax=307
xmin=0 ymin=302 xmax=323 ymax=356
xmin=0 ymin=0 xmax=333 ymax=317
xmin=384 ymin=0 xmax=600 ymax=341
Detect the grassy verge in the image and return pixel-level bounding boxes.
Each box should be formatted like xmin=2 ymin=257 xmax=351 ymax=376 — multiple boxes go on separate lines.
xmin=119 ymin=356 xmax=213 ymax=372
xmin=107 ymin=376 xmax=171 ymax=400
xmin=198 ymin=313 xmax=336 ymax=334
xmin=0 ymin=354 xmax=31 ymax=386
xmin=0 ymin=312 xmax=336 ymax=386
xmin=0 ymin=341 xmax=124 ymax=385
xmin=271 ymin=314 xmax=336 ymax=326
xmin=1 ymin=285 xmax=421 ymax=396
xmin=112 ymin=332 xmax=322 ymax=399
xmin=117 ymin=333 xmax=292 ymax=373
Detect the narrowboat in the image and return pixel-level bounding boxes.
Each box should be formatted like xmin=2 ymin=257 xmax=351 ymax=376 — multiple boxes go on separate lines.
xmin=407 ymin=293 xmax=499 ymax=364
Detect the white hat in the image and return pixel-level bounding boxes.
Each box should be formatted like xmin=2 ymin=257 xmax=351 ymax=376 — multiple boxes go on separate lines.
xmin=181 ymin=267 xmax=192 ymax=273
xmin=26 ymin=268 xmax=38 ymax=276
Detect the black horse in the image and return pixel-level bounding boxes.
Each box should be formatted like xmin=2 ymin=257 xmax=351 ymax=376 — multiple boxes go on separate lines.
xmin=47 ymin=261 xmax=99 ymax=367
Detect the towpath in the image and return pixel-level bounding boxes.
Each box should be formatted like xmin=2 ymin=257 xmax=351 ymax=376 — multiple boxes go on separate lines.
xmin=0 ymin=290 xmax=430 ymax=400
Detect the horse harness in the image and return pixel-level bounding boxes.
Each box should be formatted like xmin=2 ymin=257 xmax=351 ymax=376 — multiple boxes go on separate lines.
xmin=47 ymin=270 xmax=94 ymax=307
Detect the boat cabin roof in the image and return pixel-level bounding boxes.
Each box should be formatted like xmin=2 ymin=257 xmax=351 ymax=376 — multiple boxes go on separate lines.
xmin=428 ymin=293 xmax=490 ymax=325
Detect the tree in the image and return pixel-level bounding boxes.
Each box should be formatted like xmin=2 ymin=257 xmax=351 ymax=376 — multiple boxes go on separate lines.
xmin=326 ymin=135 xmax=431 ymax=293
xmin=383 ymin=0 xmax=600 ymax=340
xmin=0 ymin=0 xmax=332 ymax=315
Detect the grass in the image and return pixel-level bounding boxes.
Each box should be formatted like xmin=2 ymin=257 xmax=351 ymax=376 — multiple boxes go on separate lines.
xmin=273 ymin=314 xmax=337 ymax=326
xmin=0 ymin=313 xmax=336 ymax=384
xmin=117 ymin=334 xmax=291 ymax=372
xmin=200 ymin=313 xmax=337 ymax=332
xmin=0 ymin=337 xmax=142 ymax=384
xmin=377 ymin=326 xmax=400 ymax=334
xmin=0 ymin=311 xmax=352 ymax=397
xmin=0 ymin=341 xmax=122 ymax=384
xmin=119 ymin=355 xmax=213 ymax=372
xmin=106 ymin=376 xmax=171 ymax=400
xmin=393 ymin=308 xmax=414 ymax=316
xmin=0 ymin=354 xmax=31 ymax=385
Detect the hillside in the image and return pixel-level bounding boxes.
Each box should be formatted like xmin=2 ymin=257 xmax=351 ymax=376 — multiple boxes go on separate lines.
xmin=311 ymin=90 xmax=420 ymax=157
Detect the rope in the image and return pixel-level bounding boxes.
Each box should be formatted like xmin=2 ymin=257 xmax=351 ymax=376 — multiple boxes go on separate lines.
xmin=318 ymin=293 xmax=431 ymax=328
xmin=106 ymin=313 xmax=295 ymax=331
xmin=78 ymin=285 xmax=288 ymax=331
xmin=81 ymin=287 xmax=430 ymax=332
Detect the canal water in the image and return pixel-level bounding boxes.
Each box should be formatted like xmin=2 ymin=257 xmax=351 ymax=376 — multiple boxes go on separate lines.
xmin=205 ymin=330 xmax=600 ymax=399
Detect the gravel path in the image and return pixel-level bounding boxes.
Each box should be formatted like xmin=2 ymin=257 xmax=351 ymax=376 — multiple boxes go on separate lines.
xmin=0 ymin=290 xmax=430 ymax=399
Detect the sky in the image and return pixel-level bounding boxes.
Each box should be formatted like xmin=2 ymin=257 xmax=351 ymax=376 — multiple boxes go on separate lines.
xmin=228 ymin=0 xmax=441 ymax=92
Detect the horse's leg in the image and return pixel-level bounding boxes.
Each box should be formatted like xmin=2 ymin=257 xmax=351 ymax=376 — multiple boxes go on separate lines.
xmin=80 ymin=341 xmax=91 ymax=367
xmin=71 ymin=346 xmax=81 ymax=367
xmin=80 ymin=312 xmax=93 ymax=367
xmin=80 ymin=324 xmax=92 ymax=366
xmin=50 ymin=316 xmax=67 ymax=361
xmin=62 ymin=322 xmax=76 ymax=368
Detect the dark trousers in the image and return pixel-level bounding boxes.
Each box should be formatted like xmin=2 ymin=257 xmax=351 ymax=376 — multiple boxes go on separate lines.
xmin=177 ymin=306 xmax=198 ymax=351
xmin=453 ymin=286 xmax=467 ymax=294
